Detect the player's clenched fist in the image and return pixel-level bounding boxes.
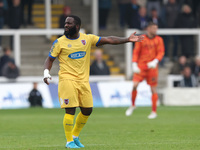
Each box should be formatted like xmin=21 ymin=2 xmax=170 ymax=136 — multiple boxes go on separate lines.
xmin=132 ymin=62 xmax=140 ymax=73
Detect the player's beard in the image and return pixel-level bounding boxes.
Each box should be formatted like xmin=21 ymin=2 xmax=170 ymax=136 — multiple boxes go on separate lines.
xmin=64 ymin=26 xmax=77 ymax=37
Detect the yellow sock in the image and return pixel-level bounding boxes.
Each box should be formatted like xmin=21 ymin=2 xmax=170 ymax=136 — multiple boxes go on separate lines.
xmin=72 ymin=112 xmax=89 ymax=137
xmin=63 ymin=113 xmax=74 ymax=142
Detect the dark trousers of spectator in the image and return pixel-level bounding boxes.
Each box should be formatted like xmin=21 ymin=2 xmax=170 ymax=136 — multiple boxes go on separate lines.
xmin=164 ymin=35 xmax=178 ymax=59
xmin=99 ymin=8 xmax=110 ymax=29
xmin=10 ymin=36 xmax=14 ymax=50
xmin=118 ymin=3 xmax=129 ymax=28
xmin=180 ymin=35 xmax=195 ymax=58
xmin=21 ymin=0 xmax=34 ymax=25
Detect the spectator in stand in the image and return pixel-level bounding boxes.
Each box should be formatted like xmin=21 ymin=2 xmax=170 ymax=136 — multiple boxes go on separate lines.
xmin=170 ymin=55 xmax=188 ymax=75
xmin=0 ymin=47 xmax=13 ymax=75
xmin=98 ymin=0 xmax=112 ymax=29
xmin=90 ymin=49 xmax=110 ymax=75
xmin=21 ymin=0 xmax=34 ymax=26
xmin=28 ymin=82 xmax=43 ymax=107
xmin=8 ymin=0 xmax=22 ymax=49
xmin=146 ymin=0 xmax=161 ymax=17
xmin=126 ymin=0 xmax=140 ymax=29
xmin=8 ymin=0 xmax=22 ymax=29
xmin=164 ymin=0 xmax=180 ymax=28
xmin=179 ymin=65 xmax=198 ymax=87
xmin=191 ymin=56 xmax=200 ymax=78
xmin=117 ymin=0 xmax=131 ymax=28
xmin=164 ymin=0 xmax=179 ymax=61
xmin=59 ymin=6 xmax=71 ymax=29
xmin=174 ymin=4 xmax=197 ymax=58
xmin=148 ymin=8 xmax=165 ymax=28
xmin=138 ymin=6 xmax=149 ymax=30
xmin=0 ymin=47 xmax=19 ymax=78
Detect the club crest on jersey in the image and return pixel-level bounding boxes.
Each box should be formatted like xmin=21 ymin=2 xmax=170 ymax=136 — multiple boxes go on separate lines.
xmin=68 ymin=44 xmax=72 ymax=48
xmin=64 ymin=99 xmax=69 ymax=105
xmin=68 ymin=51 xmax=86 ymax=59
xmin=81 ymin=40 xmax=86 ymax=45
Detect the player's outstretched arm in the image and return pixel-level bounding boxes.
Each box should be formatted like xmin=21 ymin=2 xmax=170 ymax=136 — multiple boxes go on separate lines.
xmin=97 ymin=32 xmax=144 ymax=46
xmin=43 ymin=56 xmax=55 ymax=85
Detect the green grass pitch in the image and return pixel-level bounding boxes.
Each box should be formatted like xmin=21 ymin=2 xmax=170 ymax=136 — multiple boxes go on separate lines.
xmin=0 ymin=106 xmax=200 ymax=150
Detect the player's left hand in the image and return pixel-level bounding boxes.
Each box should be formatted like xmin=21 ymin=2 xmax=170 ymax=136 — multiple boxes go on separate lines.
xmin=147 ymin=59 xmax=159 ymax=68
xmin=128 ymin=32 xmax=144 ymax=42
xmin=43 ymin=69 xmax=51 ymax=85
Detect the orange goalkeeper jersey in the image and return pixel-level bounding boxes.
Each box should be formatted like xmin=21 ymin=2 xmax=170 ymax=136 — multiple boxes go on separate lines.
xmin=132 ymin=34 xmax=165 ymax=70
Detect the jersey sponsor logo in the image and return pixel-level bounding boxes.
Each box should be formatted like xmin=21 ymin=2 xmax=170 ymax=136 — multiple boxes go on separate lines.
xmin=68 ymin=51 xmax=86 ymax=59
xmin=81 ymin=40 xmax=86 ymax=45
xmin=64 ymin=99 xmax=69 ymax=105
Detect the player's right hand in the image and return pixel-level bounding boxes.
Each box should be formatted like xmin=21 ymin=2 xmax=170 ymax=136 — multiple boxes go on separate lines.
xmin=43 ymin=69 xmax=51 ymax=85
xmin=132 ymin=62 xmax=140 ymax=73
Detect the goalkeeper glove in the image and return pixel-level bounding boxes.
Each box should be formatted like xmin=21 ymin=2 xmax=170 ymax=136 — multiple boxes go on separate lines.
xmin=132 ymin=62 xmax=140 ymax=73
xmin=147 ymin=59 xmax=159 ymax=68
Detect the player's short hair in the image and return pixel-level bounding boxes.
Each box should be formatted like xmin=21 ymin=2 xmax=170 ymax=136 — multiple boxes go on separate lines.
xmin=67 ymin=15 xmax=81 ymax=27
xmin=147 ymin=22 xmax=158 ymax=27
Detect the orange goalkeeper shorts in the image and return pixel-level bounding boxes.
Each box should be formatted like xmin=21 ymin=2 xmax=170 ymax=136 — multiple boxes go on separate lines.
xmin=133 ymin=68 xmax=158 ymax=87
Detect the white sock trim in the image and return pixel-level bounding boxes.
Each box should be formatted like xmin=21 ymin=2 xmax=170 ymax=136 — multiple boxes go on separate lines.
xmin=73 ymin=135 xmax=78 ymax=139
xmin=67 ymin=141 xmax=73 ymax=144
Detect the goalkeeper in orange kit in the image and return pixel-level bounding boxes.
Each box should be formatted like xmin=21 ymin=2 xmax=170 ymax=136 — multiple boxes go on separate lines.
xmin=125 ymin=22 xmax=165 ymax=119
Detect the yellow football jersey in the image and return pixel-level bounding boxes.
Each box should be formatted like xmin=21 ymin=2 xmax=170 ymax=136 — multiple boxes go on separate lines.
xmin=49 ymin=32 xmax=101 ymax=81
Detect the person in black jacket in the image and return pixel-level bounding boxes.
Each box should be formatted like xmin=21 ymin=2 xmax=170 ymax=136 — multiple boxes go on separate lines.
xmin=174 ymin=4 xmax=197 ymax=58
xmin=8 ymin=0 xmax=22 ymax=29
xmin=90 ymin=49 xmax=110 ymax=75
xmin=163 ymin=0 xmax=179 ymax=61
xmin=126 ymin=0 xmax=140 ymax=29
xmin=8 ymin=0 xmax=22 ymax=49
xmin=28 ymin=82 xmax=43 ymax=107
xmin=21 ymin=0 xmax=34 ymax=26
